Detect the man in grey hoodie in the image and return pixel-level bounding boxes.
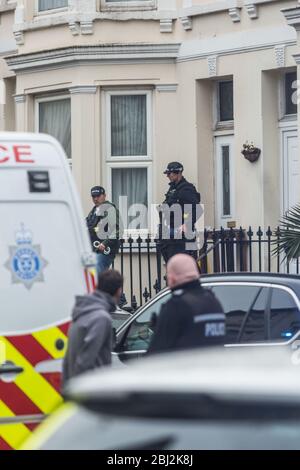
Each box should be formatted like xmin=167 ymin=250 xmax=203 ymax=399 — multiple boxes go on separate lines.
xmin=62 ymin=269 xmax=123 ymax=385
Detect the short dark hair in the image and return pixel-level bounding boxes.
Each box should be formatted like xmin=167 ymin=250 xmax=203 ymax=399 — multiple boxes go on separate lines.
xmin=97 ymin=269 xmax=123 ymax=296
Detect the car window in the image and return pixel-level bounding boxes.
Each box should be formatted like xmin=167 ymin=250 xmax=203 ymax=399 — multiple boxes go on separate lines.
xmin=111 ymin=312 xmax=132 ymax=330
xmin=123 ymin=292 xmax=171 ymax=352
xmin=239 ymin=288 xmax=268 ymax=343
xmin=270 ymin=288 xmax=300 ymax=342
xmin=211 ymin=285 xmax=266 ymax=343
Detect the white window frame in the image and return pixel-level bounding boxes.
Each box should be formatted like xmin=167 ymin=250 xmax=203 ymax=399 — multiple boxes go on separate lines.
xmin=279 ymin=69 xmax=298 ymax=121
xmin=106 ymin=89 xmax=152 ymax=162
xmin=35 ymin=94 xmax=72 ymax=167
xmin=107 ymin=161 xmax=152 ymax=238
xmin=100 ymin=0 xmax=156 ymax=12
xmin=213 ymin=79 xmax=234 ymax=130
xmin=104 ymin=89 xmax=153 ymax=237
xmin=215 ymin=135 xmax=235 ymax=228
xmin=35 ymin=0 xmax=68 ymax=15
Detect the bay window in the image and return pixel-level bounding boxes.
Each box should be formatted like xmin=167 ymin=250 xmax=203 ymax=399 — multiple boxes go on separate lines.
xmin=36 ymin=95 xmax=71 ymax=164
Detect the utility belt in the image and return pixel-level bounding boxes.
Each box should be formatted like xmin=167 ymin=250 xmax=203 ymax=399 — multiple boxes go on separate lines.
xmin=157 ymin=223 xmax=196 ymax=241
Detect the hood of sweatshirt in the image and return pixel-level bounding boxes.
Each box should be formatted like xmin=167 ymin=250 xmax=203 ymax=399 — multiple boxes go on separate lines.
xmin=72 ymin=290 xmax=116 ymax=322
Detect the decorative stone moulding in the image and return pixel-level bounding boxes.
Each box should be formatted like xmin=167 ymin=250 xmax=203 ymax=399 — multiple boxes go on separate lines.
xmin=181 ymin=16 xmax=192 ymax=31
xmin=281 ymin=5 xmax=300 ymax=32
xmin=0 ymin=0 xmax=17 ymax=12
xmin=80 ymin=19 xmax=94 ymax=35
xmin=69 ymin=86 xmax=97 ymax=94
xmin=228 ymin=7 xmax=241 ymax=22
xmin=69 ymin=21 xmax=80 ymax=35
xmin=156 ymin=84 xmax=178 ymax=92
xmin=245 ymin=3 xmax=258 ymax=19
xmin=207 ymin=55 xmax=218 ymax=77
xmin=13 ymin=30 xmax=24 ymax=45
xmin=14 ymin=94 xmax=26 ymax=104
xmin=160 ymin=19 xmax=173 ymax=33
xmin=274 ymin=45 xmax=286 ymax=68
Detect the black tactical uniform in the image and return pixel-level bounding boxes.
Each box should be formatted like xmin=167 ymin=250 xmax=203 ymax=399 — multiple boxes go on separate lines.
xmin=148 ymin=279 xmax=225 ymax=355
xmin=158 ymin=162 xmax=201 ymax=262
xmin=86 ymin=201 xmax=120 ymax=256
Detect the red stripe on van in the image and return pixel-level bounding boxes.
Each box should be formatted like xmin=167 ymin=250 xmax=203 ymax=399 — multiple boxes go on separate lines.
xmin=25 ymin=422 xmax=40 ymax=432
xmin=0 ymin=437 xmax=12 ymax=450
xmin=84 ymin=269 xmax=91 ymax=293
xmin=58 ymin=322 xmax=70 ymax=337
xmin=7 ymin=334 xmax=51 ymax=366
xmin=0 ymin=382 xmax=41 ymax=416
xmin=41 ymin=372 xmax=61 ymax=395
xmin=90 ymin=271 xmax=96 ymax=290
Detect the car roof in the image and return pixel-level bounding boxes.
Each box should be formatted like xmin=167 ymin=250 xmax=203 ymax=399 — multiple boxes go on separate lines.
xmin=202 ymin=272 xmax=300 ymax=289
xmin=116 ymin=272 xmax=300 ymax=332
xmin=65 ymin=347 xmax=300 ymax=406
xmin=138 ymin=272 xmax=300 ymax=305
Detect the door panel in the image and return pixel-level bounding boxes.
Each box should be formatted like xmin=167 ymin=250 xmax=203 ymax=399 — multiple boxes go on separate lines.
xmin=282 ymin=129 xmax=299 ymax=273
xmin=0 ymin=323 xmax=68 ymax=449
xmin=283 ymin=129 xmax=299 ymax=212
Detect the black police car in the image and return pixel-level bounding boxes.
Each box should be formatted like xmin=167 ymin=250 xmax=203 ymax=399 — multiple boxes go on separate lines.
xmin=112 ymin=273 xmax=300 ymax=365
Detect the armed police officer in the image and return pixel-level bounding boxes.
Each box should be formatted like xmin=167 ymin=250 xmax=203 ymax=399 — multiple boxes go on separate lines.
xmin=148 ymin=254 xmax=225 ymax=355
xmin=86 ymin=186 xmax=121 ymax=274
xmin=158 ymin=162 xmax=201 ymax=263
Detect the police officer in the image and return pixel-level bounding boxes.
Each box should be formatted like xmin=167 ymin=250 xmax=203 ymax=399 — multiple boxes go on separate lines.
xmin=86 ymin=186 xmax=121 ymax=274
xmin=148 ymin=254 xmax=225 ymax=355
xmin=158 ymin=162 xmax=201 ymax=263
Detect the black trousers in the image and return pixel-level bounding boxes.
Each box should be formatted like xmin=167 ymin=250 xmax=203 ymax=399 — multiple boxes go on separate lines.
xmin=158 ymin=240 xmax=198 ymax=264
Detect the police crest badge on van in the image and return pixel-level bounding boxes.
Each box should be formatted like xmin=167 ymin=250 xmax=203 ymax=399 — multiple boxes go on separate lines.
xmin=5 ymin=223 xmax=48 ymax=289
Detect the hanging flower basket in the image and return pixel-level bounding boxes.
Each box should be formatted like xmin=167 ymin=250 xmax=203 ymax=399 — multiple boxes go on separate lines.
xmin=241 ymin=143 xmax=261 ymax=163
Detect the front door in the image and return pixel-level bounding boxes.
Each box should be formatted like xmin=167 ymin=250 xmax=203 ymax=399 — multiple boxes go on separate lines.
xmin=283 ymin=128 xmax=299 ymax=213
xmin=282 ymin=128 xmax=299 ymax=273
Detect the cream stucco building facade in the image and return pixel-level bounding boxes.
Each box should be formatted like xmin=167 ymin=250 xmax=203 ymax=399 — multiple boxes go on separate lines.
xmin=1 ymin=0 xmax=300 ymax=233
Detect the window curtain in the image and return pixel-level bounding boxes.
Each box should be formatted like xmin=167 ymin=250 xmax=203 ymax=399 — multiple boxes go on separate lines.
xmin=38 ymin=0 xmax=68 ymax=11
xmin=111 ymin=95 xmax=147 ymax=156
xmin=39 ymin=99 xmax=71 ymax=159
xmin=112 ymin=168 xmax=147 ymax=228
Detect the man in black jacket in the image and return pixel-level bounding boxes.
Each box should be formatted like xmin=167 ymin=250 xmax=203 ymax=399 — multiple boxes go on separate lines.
xmin=158 ymin=162 xmax=201 ymax=263
xmin=86 ymin=186 xmax=121 ymax=274
xmin=148 ymin=254 xmax=225 ymax=355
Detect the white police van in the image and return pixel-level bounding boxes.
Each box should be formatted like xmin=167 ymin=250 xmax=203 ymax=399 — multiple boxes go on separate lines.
xmin=0 ymin=132 xmax=95 ymax=450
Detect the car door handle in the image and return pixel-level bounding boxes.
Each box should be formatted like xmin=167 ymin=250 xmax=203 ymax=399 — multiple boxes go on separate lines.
xmin=0 ymin=363 xmax=24 ymax=375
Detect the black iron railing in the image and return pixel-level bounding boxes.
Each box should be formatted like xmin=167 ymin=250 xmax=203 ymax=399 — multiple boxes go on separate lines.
xmin=112 ymin=227 xmax=298 ymax=310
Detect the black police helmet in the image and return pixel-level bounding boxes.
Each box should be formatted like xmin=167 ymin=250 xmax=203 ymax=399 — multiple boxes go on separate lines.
xmin=91 ymin=186 xmax=105 ymax=197
xmin=163 ymin=162 xmax=184 ymax=174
